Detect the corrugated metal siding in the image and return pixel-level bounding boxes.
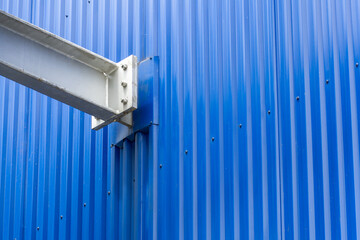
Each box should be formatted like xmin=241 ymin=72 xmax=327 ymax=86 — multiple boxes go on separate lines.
xmin=275 ymin=0 xmax=360 ymax=239
xmin=0 ymin=0 xmax=359 ymax=240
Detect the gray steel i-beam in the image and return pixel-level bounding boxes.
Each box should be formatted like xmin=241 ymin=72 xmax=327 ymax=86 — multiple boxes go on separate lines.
xmin=0 ymin=10 xmax=137 ymax=130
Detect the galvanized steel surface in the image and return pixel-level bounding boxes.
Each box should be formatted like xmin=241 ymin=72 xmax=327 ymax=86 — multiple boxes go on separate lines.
xmin=0 ymin=0 xmax=359 ymax=239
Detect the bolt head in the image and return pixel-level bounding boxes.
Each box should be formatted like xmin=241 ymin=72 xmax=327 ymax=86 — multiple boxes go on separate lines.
xmin=121 ymin=82 xmax=127 ymax=87
xmin=121 ymin=64 xmax=128 ymax=71
xmin=121 ymin=98 xmax=128 ymax=104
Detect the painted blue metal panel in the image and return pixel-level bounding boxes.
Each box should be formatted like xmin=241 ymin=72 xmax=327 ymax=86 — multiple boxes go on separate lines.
xmin=0 ymin=0 xmax=359 ymax=239
xmin=275 ymin=0 xmax=360 ymax=239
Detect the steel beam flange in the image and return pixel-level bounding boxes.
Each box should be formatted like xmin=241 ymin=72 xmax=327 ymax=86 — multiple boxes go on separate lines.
xmin=0 ymin=11 xmax=138 ymax=131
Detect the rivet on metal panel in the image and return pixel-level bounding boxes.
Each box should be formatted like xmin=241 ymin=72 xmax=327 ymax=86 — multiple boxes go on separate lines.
xmin=356 ymin=62 xmax=359 ymax=67
xmin=211 ymin=137 xmax=215 ymax=142
xmin=326 ymin=79 xmax=329 ymax=84
xmin=37 ymin=227 xmax=39 ymax=231
xmin=185 ymin=150 xmax=188 ymax=154
xmin=83 ymin=203 xmax=86 ymax=207
xmin=108 ymin=191 xmax=111 ymax=195
xmin=159 ymin=164 xmax=162 ymax=169
xmin=268 ymin=110 xmax=271 ymax=115
xmin=121 ymin=82 xmax=127 ymax=87
xmin=296 ymin=96 xmax=300 ymax=101
xmin=60 ymin=215 xmax=63 ymax=219
xmin=239 ymin=124 xmax=242 ymax=128
xmin=121 ymin=64 xmax=128 ymax=71
xmin=121 ymin=98 xmax=128 ymax=104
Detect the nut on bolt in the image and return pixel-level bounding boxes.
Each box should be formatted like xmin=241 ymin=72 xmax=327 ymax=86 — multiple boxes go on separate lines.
xmin=121 ymin=64 xmax=128 ymax=71
xmin=121 ymin=98 xmax=128 ymax=104
xmin=121 ymin=81 xmax=127 ymax=87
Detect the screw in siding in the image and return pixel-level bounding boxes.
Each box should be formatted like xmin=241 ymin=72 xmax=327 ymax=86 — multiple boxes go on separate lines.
xmin=326 ymin=79 xmax=329 ymax=84
xmin=37 ymin=227 xmax=40 ymax=231
xmin=83 ymin=203 xmax=86 ymax=207
xmin=239 ymin=124 xmax=242 ymax=128
xmin=296 ymin=96 xmax=300 ymax=101
xmin=211 ymin=137 xmax=215 ymax=142
xmin=185 ymin=150 xmax=188 ymax=154
xmin=65 ymin=15 xmax=68 ymax=18
xmin=159 ymin=164 xmax=162 ymax=169
xmin=108 ymin=191 xmax=111 ymax=195
xmin=268 ymin=110 xmax=271 ymax=115
xmin=356 ymin=62 xmax=359 ymax=68
xmin=121 ymin=64 xmax=128 ymax=71
xmin=60 ymin=215 xmax=63 ymax=220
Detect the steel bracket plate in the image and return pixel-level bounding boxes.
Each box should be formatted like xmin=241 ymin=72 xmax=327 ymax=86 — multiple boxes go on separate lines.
xmin=109 ymin=56 xmax=159 ymax=146
xmin=91 ymin=55 xmax=138 ymax=130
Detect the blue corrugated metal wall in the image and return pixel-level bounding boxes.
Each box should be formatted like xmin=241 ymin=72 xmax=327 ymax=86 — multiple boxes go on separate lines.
xmin=276 ymin=0 xmax=360 ymax=239
xmin=0 ymin=0 xmax=359 ymax=239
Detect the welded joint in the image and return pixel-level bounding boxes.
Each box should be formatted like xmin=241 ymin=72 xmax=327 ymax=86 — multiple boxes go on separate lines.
xmin=91 ymin=55 xmax=138 ymax=130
